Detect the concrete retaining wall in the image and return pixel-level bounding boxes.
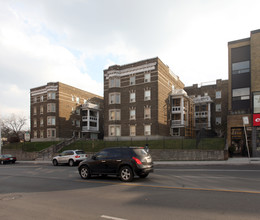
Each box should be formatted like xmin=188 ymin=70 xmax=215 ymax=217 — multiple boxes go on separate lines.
xmin=2 ymin=149 xmax=225 ymax=161
xmin=150 ymin=149 xmax=225 ymax=161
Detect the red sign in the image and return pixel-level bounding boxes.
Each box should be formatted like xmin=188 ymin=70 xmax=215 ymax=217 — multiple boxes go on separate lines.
xmin=253 ymin=114 xmax=260 ymax=126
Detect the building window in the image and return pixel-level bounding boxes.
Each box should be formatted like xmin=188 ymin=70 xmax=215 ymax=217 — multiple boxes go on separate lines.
xmin=40 ymin=95 xmax=44 ymax=102
xmin=144 ymin=107 xmax=151 ymax=119
xmin=109 ymin=93 xmax=121 ymax=104
xmin=76 ymin=120 xmax=80 ymax=127
xmin=47 ymin=103 xmax=56 ymax=112
xmin=40 ymin=118 xmax=44 ymax=127
xmin=232 ymin=87 xmax=250 ymax=100
xmin=33 ymin=106 xmax=37 ymax=115
xmin=109 ymin=109 xmax=121 ymax=120
xmin=40 ymin=105 xmax=44 ymax=114
xmin=130 ymin=76 xmax=135 ymax=85
xmin=33 ymin=130 xmax=37 ymax=138
xmin=232 ymin=60 xmax=250 ymax=74
xmin=33 ymin=119 xmax=37 ymax=127
xmin=144 ymin=125 xmax=151 ymax=136
xmin=76 ymin=97 xmax=80 ymax=104
xmin=40 ymin=130 xmax=44 ymax=138
xmin=33 ymin=96 xmax=37 ymax=103
xmin=109 ymin=125 xmax=121 ymax=136
xmin=47 ymin=92 xmax=56 ymax=100
xmin=144 ymin=90 xmax=151 ymax=101
xmin=75 ymin=108 xmax=80 ymax=115
xmin=72 ymin=96 xmax=75 ymax=102
xmin=144 ymin=73 xmax=151 ymax=83
xmin=130 ymin=92 xmax=136 ymax=103
xmin=130 ymin=109 xmax=136 ymax=120
xmin=47 ymin=116 xmax=56 ymax=125
xmin=47 ymin=128 xmax=56 ymax=138
xmin=216 ymin=91 xmax=221 ymax=99
xmin=216 ymin=117 xmax=222 ymax=125
xmin=130 ymin=125 xmax=136 ymax=136
xmin=216 ymin=104 xmax=221 ymax=112
xmin=109 ymin=77 xmax=120 ymax=88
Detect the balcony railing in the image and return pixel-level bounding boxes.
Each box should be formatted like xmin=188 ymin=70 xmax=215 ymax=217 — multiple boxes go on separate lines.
xmin=82 ymin=126 xmax=98 ymax=132
xmin=171 ymin=120 xmax=188 ymax=127
xmin=195 ymin=111 xmax=208 ymax=118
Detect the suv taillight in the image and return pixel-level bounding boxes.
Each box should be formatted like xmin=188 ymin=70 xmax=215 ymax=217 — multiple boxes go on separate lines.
xmin=132 ymin=157 xmax=142 ymax=165
xmin=75 ymin=155 xmax=80 ymax=158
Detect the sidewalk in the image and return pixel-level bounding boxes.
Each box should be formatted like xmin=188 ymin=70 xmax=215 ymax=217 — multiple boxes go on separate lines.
xmin=17 ymin=157 xmax=260 ymax=166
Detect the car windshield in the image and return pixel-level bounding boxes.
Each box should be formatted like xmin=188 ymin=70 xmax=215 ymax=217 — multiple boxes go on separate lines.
xmin=76 ymin=151 xmax=85 ymax=155
xmin=4 ymin=154 xmax=12 ymax=158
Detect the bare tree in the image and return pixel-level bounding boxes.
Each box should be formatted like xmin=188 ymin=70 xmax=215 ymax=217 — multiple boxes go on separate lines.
xmin=1 ymin=114 xmax=27 ymax=142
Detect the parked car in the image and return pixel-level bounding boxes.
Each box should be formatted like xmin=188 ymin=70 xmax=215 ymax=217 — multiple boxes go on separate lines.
xmin=0 ymin=154 xmax=17 ymax=164
xmin=52 ymin=150 xmax=87 ymax=166
xmin=78 ymin=146 xmax=153 ymax=182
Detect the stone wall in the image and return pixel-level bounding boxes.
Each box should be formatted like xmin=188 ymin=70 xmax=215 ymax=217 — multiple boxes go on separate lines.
xmin=3 ymin=149 xmax=38 ymax=161
xmin=150 ymin=149 xmax=225 ymax=161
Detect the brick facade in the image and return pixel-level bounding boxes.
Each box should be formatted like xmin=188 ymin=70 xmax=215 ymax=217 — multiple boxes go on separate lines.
xmin=30 ymin=82 xmax=103 ymax=141
xmin=103 ymin=57 xmax=184 ymax=140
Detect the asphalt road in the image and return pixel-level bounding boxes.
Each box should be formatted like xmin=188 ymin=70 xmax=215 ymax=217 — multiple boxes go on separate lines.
xmin=1 ymin=163 xmax=260 ymax=220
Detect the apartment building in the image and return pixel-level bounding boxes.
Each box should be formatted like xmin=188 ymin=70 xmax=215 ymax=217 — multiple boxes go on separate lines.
xmin=170 ymin=88 xmax=194 ymax=137
xmin=227 ymin=29 xmax=260 ymax=156
xmin=103 ymin=57 xmax=184 ymax=140
xmin=185 ymin=79 xmax=228 ymax=137
xmin=30 ymin=82 xmax=103 ymax=141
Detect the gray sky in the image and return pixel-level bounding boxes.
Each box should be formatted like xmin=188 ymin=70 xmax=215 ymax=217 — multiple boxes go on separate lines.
xmin=1 ymin=0 xmax=260 ymax=128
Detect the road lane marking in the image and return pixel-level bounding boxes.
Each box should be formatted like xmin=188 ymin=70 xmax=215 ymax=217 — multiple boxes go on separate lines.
xmin=77 ymin=179 xmax=260 ymax=195
xmin=101 ymin=215 xmax=127 ymax=220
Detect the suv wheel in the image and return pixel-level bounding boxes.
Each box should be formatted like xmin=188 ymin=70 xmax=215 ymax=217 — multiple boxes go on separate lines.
xmin=53 ymin=159 xmax=58 ymax=166
xmin=119 ymin=166 xmax=134 ymax=182
xmin=79 ymin=166 xmax=91 ymax=179
xmin=68 ymin=159 xmax=74 ymax=167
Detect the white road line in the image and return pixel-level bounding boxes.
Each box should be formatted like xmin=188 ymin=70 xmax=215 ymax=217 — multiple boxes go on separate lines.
xmin=101 ymin=215 xmax=127 ymax=220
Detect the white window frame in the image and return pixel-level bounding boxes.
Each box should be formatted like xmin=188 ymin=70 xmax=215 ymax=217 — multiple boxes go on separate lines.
xmin=144 ymin=124 xmax=151 ymax=136
xmin=40 ymin=130 xmax=44 ymax=138
xmin=144 ymin=90 xmax=151 ymax=101
xmin=34 ymin=130 xmax=37 ymax=138
xmin=47 ymin=128 xmax=56 ymax=138
xmin=130 ymin=109 xmax=136 ymax=120
xmin=130 ymin=92 xmax=136 ymax=103
xmin=47 ymin=103 xmax=56 ymax=113
xmin=130 ymin=76 xmax=135 ymax=85
xmin=47 ymin=92 xmax=56 ymax=100
xmin=130 ymin=125 xmax=136 ymax=136
xmin=40 ymin=105 xmax=44 ymax=114
xmin=47 ymin=116 xmax=56 ymax=126
xmin=144 ymin=107 xmax=151 ymax=119
xmin=144 ymin=73 xmax=151 ymax=83
xmin=109 ymin=77 xmax=121 ymax=88
xmin=33 ymin=106 xmax=37 ymax=115
xmin=216 ymin=104 xmax=221 ymax=112
xmin=109 ymin=93 xmax=121 ymax=104
xmin=109 ymin=125 xmax=121 ymax=136
xmin=109 ymin=109 xmax=121 ymax=121
xmin=33 ymin=119 xmax=37 ymax=127
xmin=216 ymin=117 xmax=222 ymax=125
xmin=216 ymin=91 xmax=221 ymax=99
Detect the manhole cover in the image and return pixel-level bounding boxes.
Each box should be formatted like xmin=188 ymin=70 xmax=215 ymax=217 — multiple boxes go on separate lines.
xmin=0 ymin=194 xmax=22 ymax=201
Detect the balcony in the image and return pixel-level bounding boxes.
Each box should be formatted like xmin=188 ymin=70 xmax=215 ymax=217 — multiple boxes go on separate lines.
xmin=82 ymin=126 xmax=99 ymax=132
xmin=195 ymin=111 xmax=208 ymax=118
xmin=171 ymin=120 xmax=188 ymax=127
xmin=82 ymin=116 xmax=98 ymax=122
xmin=82 ymin=103 xmax=99 ymax=110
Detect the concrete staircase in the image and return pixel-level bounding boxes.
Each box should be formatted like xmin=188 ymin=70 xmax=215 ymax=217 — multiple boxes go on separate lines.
xmin=35 ymin=137 xmax=77 ymax=161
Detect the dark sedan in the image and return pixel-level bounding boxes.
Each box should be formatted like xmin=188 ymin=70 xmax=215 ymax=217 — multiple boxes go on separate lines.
xmin=0 ymin=154 xmax=17 ymax=164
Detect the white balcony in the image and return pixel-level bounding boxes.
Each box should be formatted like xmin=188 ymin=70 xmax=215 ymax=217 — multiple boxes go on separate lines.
xmin=82 ymin=116 xmax=98 ymax=122
xmin=171 ymin=120 xmax=188 ymax=127
xmin=195 ymin=111 xmax=208 ymax=118
xmin=82 ymin=126 xmax=99 ymax=132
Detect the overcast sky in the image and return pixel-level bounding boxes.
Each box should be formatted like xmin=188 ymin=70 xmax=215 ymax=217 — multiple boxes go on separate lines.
xmin=1 ymin=0 xmax=260 ymax=128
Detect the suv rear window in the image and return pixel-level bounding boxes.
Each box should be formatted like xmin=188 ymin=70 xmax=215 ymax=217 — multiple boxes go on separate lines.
xmin=133 ymin=149 xmax=149 ymax=156
xmin=76 ymin=151 xmax=85 ymax=155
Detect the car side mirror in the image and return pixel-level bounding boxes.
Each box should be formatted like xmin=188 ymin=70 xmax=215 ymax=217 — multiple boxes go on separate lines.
xmin=92 ymin=155 xmax=96 ymax=160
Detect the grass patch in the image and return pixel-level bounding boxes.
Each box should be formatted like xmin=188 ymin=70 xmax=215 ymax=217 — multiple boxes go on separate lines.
xmin=61 ymin=138 xmax=224 ymax=153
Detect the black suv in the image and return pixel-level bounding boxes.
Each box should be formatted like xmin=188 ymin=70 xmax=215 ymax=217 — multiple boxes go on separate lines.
xmin=78 ymin=147 xmax=153 ymax=182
